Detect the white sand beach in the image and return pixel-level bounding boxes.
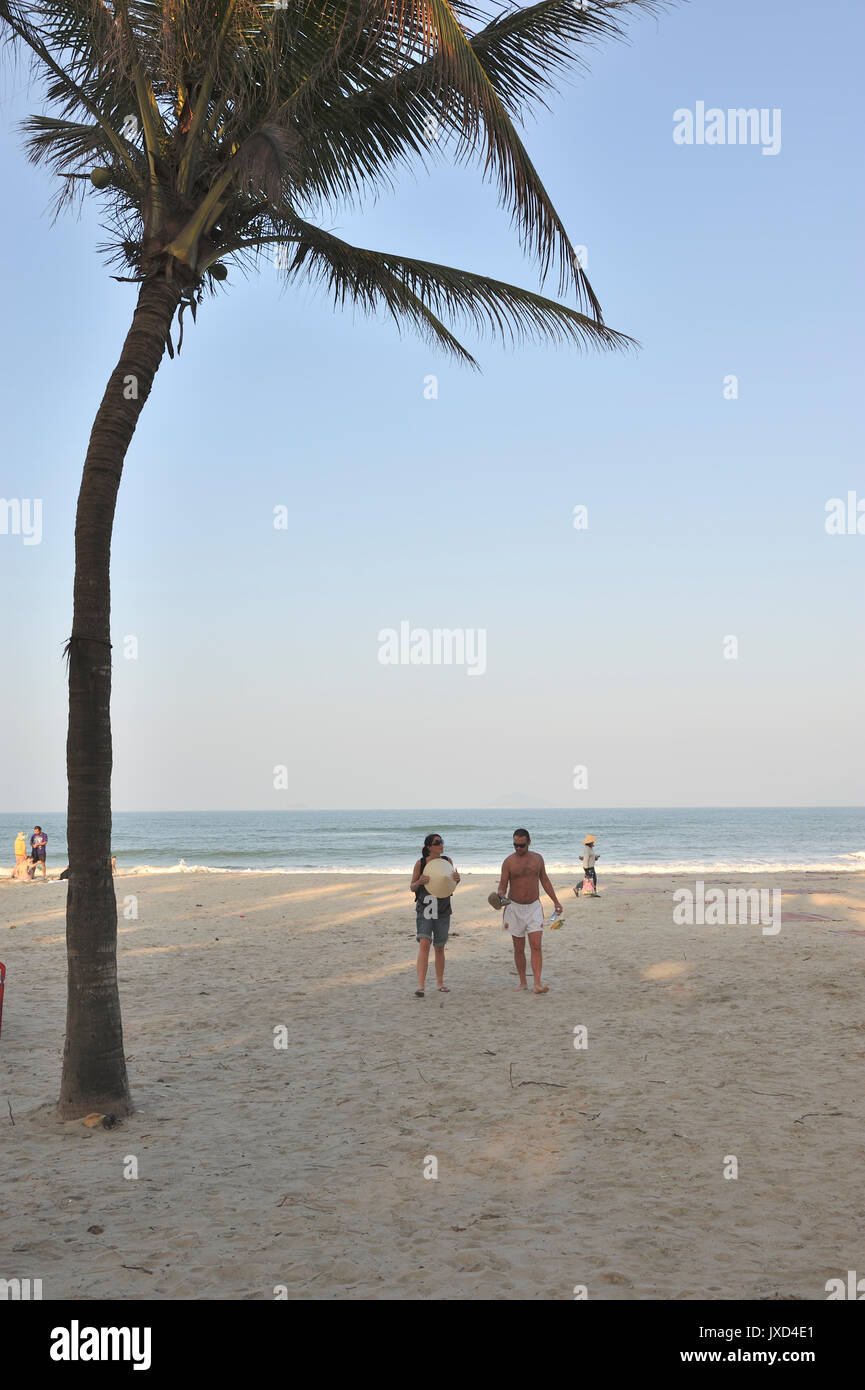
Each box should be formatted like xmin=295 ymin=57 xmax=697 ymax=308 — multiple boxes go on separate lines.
xmin=1 ymin=869 xmax=863 ymax=1301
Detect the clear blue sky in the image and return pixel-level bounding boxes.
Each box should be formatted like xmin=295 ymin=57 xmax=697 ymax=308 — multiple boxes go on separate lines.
xmin=1 ymin=0 xmax=863 ymax=811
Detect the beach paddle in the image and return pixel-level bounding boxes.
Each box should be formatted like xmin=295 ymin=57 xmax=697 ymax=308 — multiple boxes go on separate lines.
xmin=487 ymin=892 xmax=510 ymax=910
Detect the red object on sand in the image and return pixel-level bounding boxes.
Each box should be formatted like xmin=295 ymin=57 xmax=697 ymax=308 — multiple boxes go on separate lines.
xmin=0 ymin=961 xmax=5 ymax=1039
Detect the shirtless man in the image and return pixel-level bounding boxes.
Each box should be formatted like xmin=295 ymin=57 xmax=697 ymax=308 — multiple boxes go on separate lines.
xmin=495 ymin=829 xmax=562 ymax=994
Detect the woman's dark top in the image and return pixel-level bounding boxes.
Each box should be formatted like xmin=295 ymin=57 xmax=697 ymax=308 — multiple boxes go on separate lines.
xmin=414 ymin=855 xmax=454 ymax=917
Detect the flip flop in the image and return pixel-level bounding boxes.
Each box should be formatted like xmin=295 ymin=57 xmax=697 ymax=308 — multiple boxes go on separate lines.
xmin=414 ymin=989 xmax=424 ymax=997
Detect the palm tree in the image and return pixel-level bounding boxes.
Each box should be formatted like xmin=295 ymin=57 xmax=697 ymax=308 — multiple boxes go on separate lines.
xmin=1 ymin=0 xmax=666 ymax=1118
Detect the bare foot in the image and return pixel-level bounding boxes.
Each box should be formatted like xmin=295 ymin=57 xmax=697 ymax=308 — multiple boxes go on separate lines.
xmin=533 ymin=985 xmax=550 ymax=994
xmin=438 ymin=985 xmax=450 ymax=992
xmin=515 ymin=983 xmax=527 ymax=991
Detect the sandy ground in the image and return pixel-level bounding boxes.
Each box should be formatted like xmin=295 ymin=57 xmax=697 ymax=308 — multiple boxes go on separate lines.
xmin=0 ymin=869 xmax=863 ymax=1301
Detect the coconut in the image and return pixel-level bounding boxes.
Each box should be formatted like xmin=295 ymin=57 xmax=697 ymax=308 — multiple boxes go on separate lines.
xmin=89 ymin=167 xmax=111 ymax=189
xmin=209 ymin=262 xmax=228 ymax=280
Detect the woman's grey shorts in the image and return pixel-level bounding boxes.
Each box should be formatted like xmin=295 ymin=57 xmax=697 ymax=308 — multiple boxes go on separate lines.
xmin=416 ymin=913 xmax=450 ymax=947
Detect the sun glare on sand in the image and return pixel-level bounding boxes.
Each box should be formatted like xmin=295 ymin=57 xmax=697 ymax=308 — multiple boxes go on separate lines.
xmin=641 ymin=961 xmax=691 ymax=982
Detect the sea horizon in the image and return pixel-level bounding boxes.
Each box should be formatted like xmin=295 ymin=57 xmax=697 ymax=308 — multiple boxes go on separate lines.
xmin=3 ymin=806 xmax=863 ymax=877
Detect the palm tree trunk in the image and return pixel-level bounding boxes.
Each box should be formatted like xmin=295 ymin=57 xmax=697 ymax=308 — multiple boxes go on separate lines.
xmin=58 ymin=275 xmax=182 ymax=1119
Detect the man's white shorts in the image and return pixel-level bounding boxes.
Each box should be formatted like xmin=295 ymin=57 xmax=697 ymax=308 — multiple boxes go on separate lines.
xmin=503 ymin=900 xmax=544 ymax=937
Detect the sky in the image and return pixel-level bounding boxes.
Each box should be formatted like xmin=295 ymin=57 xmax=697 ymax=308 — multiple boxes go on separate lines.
xmin=0 ymin=0 xmax=863 ymax=812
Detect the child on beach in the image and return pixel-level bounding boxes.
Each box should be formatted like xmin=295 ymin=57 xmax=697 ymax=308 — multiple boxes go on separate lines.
xmin=579 ymin=835 xmax=599 ymax=895
xmin=12 ymin=855 xmax=36 ymax=881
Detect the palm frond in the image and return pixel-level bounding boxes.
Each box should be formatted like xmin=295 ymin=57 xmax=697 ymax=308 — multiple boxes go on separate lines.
xmin=1 ymin=0 xmax=141 ymax=177
xmin=462 ymin=2 xmax=670 ymax=120
xmin=271 ymin=214 xmax=636 ymax=359
xmin=275 ymin=1 xmax=671 ymax=306
xmin=1 ymin=0 xmax=676 ymax=359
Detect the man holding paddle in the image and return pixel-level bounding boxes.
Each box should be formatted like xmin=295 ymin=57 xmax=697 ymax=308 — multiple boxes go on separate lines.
xmin=490 ymin=829 xmax=562 ymax=994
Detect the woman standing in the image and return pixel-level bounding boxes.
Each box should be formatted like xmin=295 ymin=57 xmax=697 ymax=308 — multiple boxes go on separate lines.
xmin=410 ymin=833 xmax=460 ymax=997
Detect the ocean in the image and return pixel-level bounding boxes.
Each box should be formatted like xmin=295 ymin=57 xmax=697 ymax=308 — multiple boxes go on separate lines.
xmin=1 ymin=807 xmax=863 ymax=876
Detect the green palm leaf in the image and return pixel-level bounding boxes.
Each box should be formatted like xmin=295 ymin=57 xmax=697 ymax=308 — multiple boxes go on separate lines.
xmin=2 ymin=0 xmax=673 ymax=345
xmin=460 ymin=2 xmax=669 ymax=118
xmin=232 ymin=215 xmax=636 ymax=361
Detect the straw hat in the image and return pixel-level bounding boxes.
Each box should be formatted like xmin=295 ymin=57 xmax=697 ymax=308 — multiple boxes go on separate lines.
xmin=424 ymin=859 xmax=456 ymax=896
xmin=584 ymin=834 xmax=596 ymax=844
